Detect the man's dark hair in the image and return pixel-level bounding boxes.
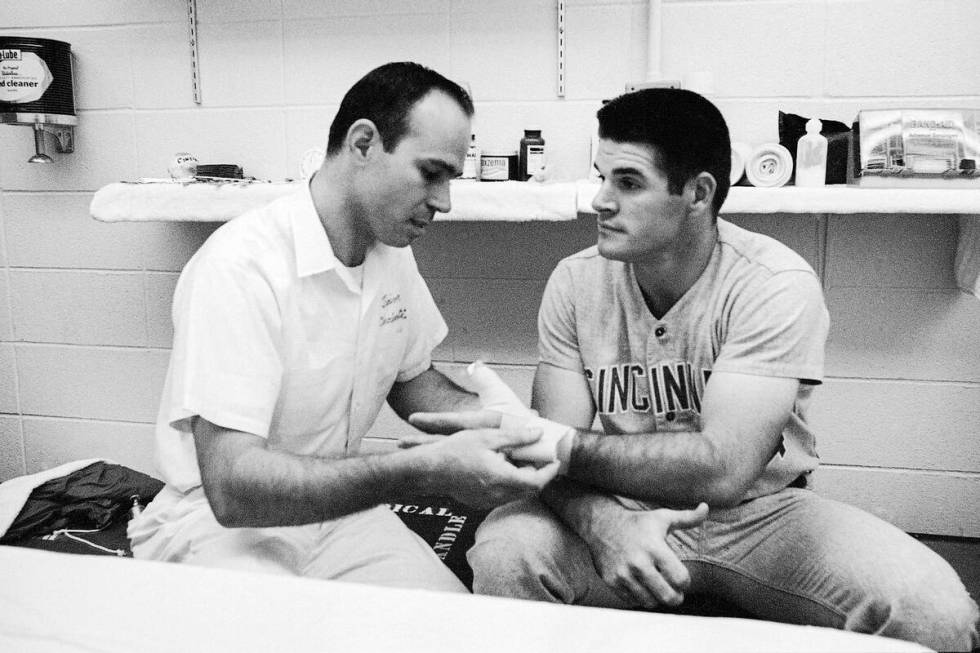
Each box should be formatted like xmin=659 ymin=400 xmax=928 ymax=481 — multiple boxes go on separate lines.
xmin=326 ymin=61 xmax=474 ymax=156
xmin=597 ymin=88 xmax=731 ymax=216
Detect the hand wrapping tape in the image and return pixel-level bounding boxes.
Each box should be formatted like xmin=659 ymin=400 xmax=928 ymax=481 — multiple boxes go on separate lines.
xmin=467 ymin=361 xmax=574 ymax=471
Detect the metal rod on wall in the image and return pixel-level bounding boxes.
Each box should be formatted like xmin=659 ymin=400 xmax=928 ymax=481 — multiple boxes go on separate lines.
xmin=557 ymin=0 xmax=565 ymax=98
xmin=187 ymin=0 xmax=202 ymax=104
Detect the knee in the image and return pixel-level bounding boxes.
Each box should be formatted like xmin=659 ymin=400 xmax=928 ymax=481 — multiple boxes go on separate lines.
xmin=469 ymin=501 xmax=553 ymax=577
xmin=467 ymin=500 xmax=573 ymax=601
xmin=853 ymin=580 xmax=979 ymax=651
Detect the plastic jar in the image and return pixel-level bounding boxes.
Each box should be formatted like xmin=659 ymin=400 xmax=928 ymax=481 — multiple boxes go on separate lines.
xmin=480 ymin=149 xmax=518 ymax=181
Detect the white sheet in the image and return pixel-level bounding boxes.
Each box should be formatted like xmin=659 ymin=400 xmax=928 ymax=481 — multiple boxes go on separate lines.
xmin=0 ymin=546 xmax=929 ymax=653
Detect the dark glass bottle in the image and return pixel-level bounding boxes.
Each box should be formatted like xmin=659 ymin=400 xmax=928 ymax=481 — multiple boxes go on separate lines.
xmin=519 ymin=128 xmax=545 ymax=180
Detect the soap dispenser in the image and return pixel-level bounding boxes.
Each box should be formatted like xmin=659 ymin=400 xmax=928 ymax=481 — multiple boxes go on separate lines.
xmin=795 ymin=118 xmax=828 ymax=187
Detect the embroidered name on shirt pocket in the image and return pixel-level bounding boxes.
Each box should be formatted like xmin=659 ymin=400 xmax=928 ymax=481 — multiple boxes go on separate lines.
xmin=378 ymin=293 xmax=408 ymax=328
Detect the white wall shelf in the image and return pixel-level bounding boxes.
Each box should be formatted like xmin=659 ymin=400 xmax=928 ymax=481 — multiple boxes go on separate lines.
xmin=90 ymin=179 xmax=980 ymax=224
xmin=89 ymin=180 xmax=581 ymax=223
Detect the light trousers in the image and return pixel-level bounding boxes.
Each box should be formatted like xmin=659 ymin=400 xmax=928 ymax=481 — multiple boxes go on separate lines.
xmin=469 ymin=488 xmax=979 ymax=652
xmin=129 ymin=485 xmax=466 ymax=594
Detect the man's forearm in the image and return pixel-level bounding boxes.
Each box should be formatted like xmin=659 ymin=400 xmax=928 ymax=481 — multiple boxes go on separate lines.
xmin=196 ymin=424 xmax=438 ymax=528
xmin=563 ymin=429 xmax=744 ymax=506
xmin=540 ymin=476 xmax=629 ymax=544
xmin=387 ymin=366 xmax=480 ymax=420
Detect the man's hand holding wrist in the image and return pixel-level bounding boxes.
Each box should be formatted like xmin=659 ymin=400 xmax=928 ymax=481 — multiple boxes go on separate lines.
xmin=508 ymin=417 xmax=575 ymax=474
xmin=466 ymin=360 xmax=575 ymax=473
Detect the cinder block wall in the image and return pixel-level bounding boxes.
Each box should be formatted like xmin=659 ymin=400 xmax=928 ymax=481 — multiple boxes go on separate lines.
xmin=1 ymin=0 xmax=978 ymax=537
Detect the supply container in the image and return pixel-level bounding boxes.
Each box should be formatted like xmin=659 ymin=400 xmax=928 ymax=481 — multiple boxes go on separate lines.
xmin=519 ymin=128 xmax=545 ymax=180
xmin=480 ymin=149 xmax=517 ymax=181
xmin=0 ymin=36 xmax=77 ymax=162
xmin=0 ymin=36 xmax=75 ymax=119
xmin=745 ymin=143 xmax=793 ymax=188
xmin=461 ymin=134 xmax=480 ymax=180
xmin=795 ymin=119 xmax=827 ymax=186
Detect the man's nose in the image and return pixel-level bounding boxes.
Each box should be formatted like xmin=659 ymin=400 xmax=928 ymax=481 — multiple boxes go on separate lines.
xmin=591 ymin=180 xmax=615 ymax=214
xmin=428 ymin=180 xmax=452 ymax=214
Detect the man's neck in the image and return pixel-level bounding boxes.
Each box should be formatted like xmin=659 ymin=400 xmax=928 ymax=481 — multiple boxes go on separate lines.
xmin=309 ymin=165 xmax=371 ymax=267
xmin=632 ymin=221 xmax=718 ymax=319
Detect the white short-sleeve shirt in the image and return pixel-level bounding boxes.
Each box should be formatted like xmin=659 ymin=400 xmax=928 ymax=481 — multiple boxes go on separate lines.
xmin=156 ymin=184 xmax=448 ymax=492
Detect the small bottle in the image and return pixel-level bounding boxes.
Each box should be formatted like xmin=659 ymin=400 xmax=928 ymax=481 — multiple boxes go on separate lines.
xmin=795 ymin=118 xmax=828 ymax=187
xmin=462 ymin=134 xmax=480 ymax=180
xmin=519 ymin=127 xmax=546 ymax=181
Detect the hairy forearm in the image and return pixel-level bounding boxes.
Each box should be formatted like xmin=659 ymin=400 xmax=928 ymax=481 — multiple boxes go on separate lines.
xmin=540 ymin=476 xmax=627 ymax=541
xmin=565 ymin=429 xmax=748 ymax=506
xmin=197 ymin=426 xmax=437 ymax=528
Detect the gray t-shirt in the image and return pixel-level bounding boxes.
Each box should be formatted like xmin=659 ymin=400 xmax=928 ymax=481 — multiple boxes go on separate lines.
xmin=539 ymin=218 xmax=830 ymax=501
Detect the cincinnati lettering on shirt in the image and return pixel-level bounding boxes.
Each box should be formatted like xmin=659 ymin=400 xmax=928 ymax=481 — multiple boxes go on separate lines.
xmin=585 ymin=361 xmax=788 ymax=456
xmin=585 ymin=362 xmax=712 ymax=417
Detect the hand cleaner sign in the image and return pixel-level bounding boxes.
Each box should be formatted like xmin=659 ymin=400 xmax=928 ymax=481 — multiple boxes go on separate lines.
xmin=0 ymin=49 xmax=54 ymax=104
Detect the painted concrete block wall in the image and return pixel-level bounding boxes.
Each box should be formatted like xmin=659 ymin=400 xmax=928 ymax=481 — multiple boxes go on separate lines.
xmin=1 ymin=0 xmax=978 ymax=536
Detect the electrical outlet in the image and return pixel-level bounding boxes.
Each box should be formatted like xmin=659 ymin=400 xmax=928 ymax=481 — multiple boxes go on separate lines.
xmin=625 ymin=80 xmax=683 ymax=92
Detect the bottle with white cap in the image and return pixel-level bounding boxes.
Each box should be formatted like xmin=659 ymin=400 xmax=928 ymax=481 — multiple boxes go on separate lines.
xmin=461 ymin=134 xmax=480 ymax=180
xmin=795 ymin=118 xmax=828 ymax=187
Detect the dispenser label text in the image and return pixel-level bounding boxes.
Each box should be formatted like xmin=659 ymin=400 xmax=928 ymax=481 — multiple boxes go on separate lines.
xmin=0 ymin=51 xmax=53 ymax=104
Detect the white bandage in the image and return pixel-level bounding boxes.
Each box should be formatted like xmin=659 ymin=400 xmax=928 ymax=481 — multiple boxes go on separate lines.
xmin=509 ymin=417 xmax=575 ymax=473
xmin=467 ymin=360 xmax=537 ymax=420
xmin=466 ymin=361 xmax=574 ymax=473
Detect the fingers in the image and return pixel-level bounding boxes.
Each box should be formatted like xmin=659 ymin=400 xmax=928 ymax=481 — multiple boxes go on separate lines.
xmin=646 ymin=546 xmax=692 ymax=596
xmin=512 ymin=459 xmax=560 ymax=486
xmin=481 ymin=425 xmax=546 ymax=450
xmin=396 ymin=434 xmax=444 ymax=449
xmin=664 ymin=502 xmax=710 ymax=532
xmin=630 ymin=564 xmax=686 ymax=608
xmin=609 ymin=554 xmax=690 ymax=609
xmin=451 ymin=459 xmax=560 ymax=509
xmin=408 ymin=409 xmax=502 ymax=434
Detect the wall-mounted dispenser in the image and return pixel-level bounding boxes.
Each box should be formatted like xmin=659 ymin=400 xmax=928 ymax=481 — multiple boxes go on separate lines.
xmin=0 ymin=36 xmax=76 ymax=163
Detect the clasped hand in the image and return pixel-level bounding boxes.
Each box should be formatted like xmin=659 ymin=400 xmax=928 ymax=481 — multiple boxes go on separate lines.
xmin=406 ymin=361 xmax=573 ymax=469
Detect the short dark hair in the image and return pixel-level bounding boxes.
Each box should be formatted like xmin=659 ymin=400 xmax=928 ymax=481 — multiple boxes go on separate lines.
xmin=326 ymin=62 xmax=474 ymax=156
xmin=597 ymin=88 xmax=731 ymax=216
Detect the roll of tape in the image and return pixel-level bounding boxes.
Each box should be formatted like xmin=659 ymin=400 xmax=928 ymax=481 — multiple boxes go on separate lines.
xmin=300 ymin=148 xmax=325 ymax=179
xmin=745 ymin=143 xmax=793 ymax=188
xmin=730 ymin=142 xmax=752 ymax=185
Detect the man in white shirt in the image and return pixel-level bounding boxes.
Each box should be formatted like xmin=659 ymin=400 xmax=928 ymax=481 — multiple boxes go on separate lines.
xmin=128 ymin=62 xmax=557 ymax=593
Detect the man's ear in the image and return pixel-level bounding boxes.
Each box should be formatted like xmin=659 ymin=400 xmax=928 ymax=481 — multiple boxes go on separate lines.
xmin=688 ymin=172 xmax=717 ymax=213
xmin=346 ymin=119 xmax=381 ymax=160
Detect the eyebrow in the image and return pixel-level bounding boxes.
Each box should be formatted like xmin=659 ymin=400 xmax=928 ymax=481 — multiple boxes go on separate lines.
xmin=609 ymin=166 xmax=646 ymax=177
xmin=422 ymin=158 xmax=463 ymax=178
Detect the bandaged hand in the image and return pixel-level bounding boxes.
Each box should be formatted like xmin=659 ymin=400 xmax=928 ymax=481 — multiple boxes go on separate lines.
xmin=467 ymin=360 xmax=536 ymax=427
xmin=466 ymin=361 xmax=574 ymax=471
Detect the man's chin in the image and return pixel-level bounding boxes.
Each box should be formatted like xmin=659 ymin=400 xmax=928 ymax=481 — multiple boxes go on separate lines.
xmin=597 ymin=239 xmax=625 ymax=261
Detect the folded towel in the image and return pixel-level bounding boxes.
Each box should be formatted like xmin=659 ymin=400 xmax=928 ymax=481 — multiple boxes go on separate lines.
xmin=576 ymin=183 xmax=980 ymax=215
xmin=90 ymin=181 xmax=298 ymax=223
xmin=91 ymin=180 xmax=580 ymax=223
xmin=443 ymin=180 xmax=577 ymax=221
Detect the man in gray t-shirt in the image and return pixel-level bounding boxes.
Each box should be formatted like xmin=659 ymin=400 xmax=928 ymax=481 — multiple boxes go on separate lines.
xmin=414 ymin=89 xmax=977 ymax=651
